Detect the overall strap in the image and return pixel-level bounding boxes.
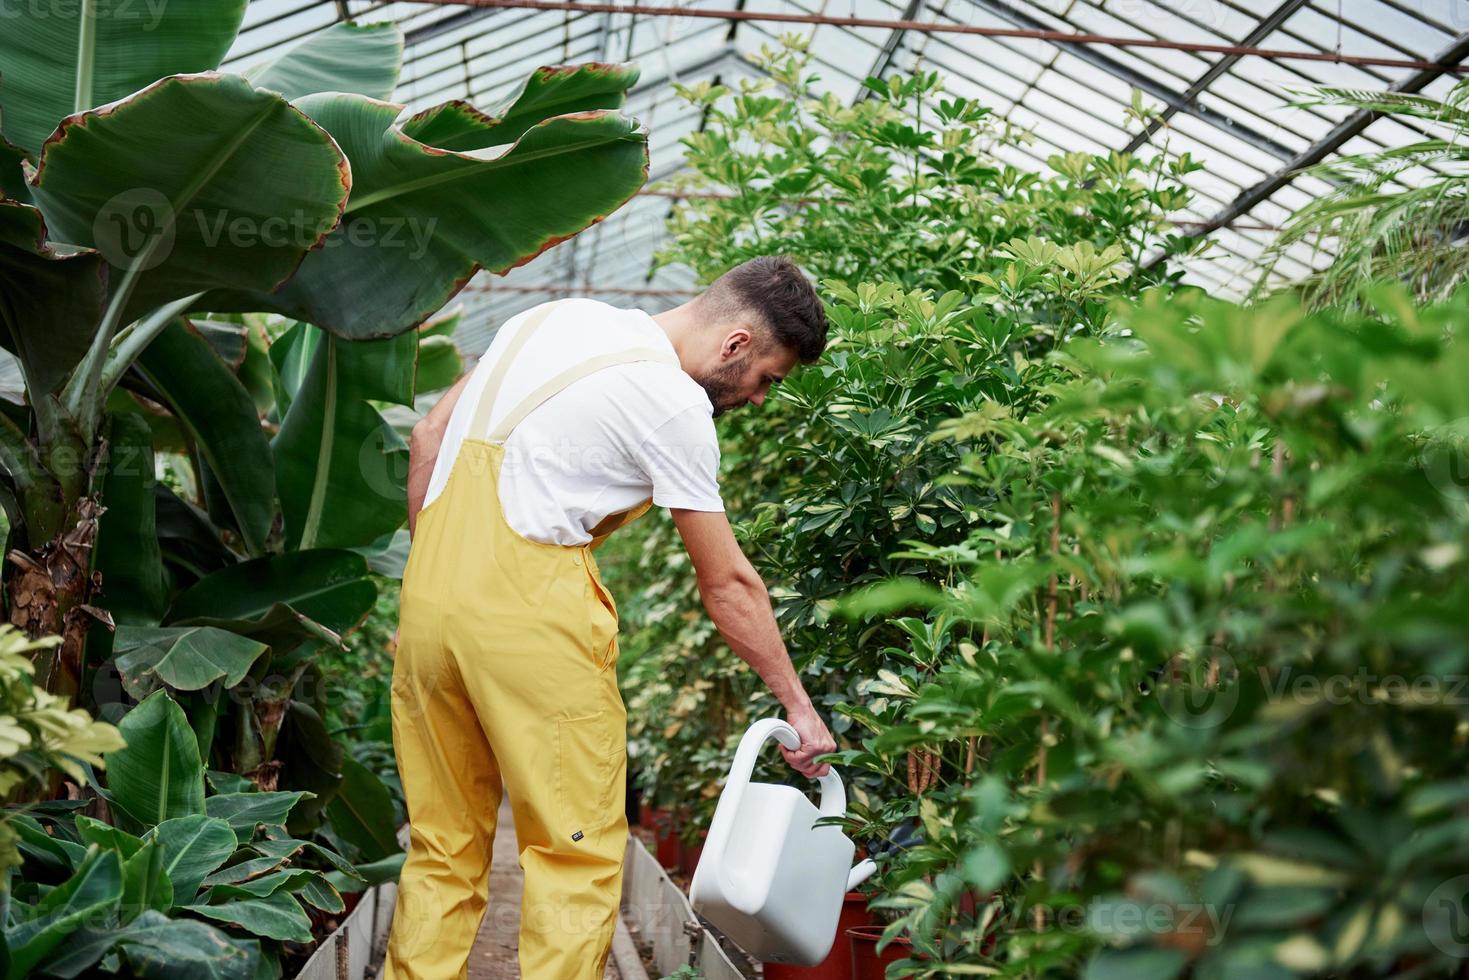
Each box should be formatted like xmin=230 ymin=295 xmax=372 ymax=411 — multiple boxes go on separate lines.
xmin=468 ymin=301 xmax=564 ymax=441
xmin=487 ymin=346 xmax=677 ymax=443
xmin=468 ymin=300 xmax=681 ymax=444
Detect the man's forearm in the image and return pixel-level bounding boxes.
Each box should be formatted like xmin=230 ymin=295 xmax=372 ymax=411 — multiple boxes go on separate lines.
xmin=698 ymin=568 xmax=813 ymax=713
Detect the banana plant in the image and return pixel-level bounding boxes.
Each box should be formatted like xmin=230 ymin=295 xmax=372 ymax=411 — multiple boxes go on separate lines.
xmin=6 ymin=690 xmax=367 ymax=978
xmin=0 ymin=3 xmax=648 ymax=710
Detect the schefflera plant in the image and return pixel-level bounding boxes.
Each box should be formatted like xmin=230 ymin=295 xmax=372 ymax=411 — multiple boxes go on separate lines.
xmin=616 ymin=34 xmax=1201 ymax=889
xmin=844 ymin=285 xmax=1469 ymax=977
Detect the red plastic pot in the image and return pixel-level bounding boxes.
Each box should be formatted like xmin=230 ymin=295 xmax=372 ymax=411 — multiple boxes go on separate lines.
xmin=652 ymin=808 xmax=681 ymax=869
xmin=848 ymin=925 xmax=920 ymax=979
xmin=762 ymin=891 xmax=876 ymax=979
xmin=678 ymin=828 xmax=707 ymax=875
xmin=638 ymin=799 xmax=655 ymax=829
xmin=958 ymin=889 xmax=1000 ymax=956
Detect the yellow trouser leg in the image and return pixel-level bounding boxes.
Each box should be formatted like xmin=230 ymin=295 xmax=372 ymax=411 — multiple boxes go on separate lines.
xmin=384 ymin=623 xmax=503 ymax=980
xmin=453 ymin=623 xmax=629 ymax=980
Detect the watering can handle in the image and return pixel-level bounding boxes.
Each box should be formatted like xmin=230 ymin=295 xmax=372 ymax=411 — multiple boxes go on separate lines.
xmin=699 ymin=718 xmax=847 ymax=911
xmin=727 ymin=718 xmax=846 ymax=816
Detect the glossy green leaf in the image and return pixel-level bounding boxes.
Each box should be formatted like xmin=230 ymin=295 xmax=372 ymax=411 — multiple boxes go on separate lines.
xmin=164 ymin=548 xmax=376 ymax=640
xmin=93 ymin=411 xmax=168 ymax=624
xmin=103 ymin=690 xmax=206 ymax=827
xmin=273 ymin=328 xmax=415 ymax=550
xmin=0 ymin=0 xmax=247 ymax=158
xmin=0 ymin=199 xmax=105 ymax=394
xmin=73 ymin=814 xmax=145 ymax=860
xmin=147 ymin=814 xmax=238 ymax=902
xmin=207 ymin=67 xmax=647 ymax=337
xmin=204 ymin=791 xmax=310 ymax=837
xmin=245 ymin=22 xmax=404 ymax=102
xmin=28 ymin=73 xmax=349 ymax=325
xmin=324 ymin=755 xmax=402 ymax=862
xmin=113 ymin=625 xmax=269 ymax=699
xmin=134 ymin=319 xmax=277 ymax=556
xmin=4 ymin=846 xmax=123 ymax=976
xmin=182 ymin=891 xmax=313 ymax=943
xmin=119 ymin=839 xmax=174 ymax=923
xmin=39 ymin=909 xmax=257 ymax=980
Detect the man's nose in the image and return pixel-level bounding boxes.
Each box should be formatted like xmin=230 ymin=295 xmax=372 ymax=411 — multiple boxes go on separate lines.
xmin=749 ymin=392 xmax=765 ymax=407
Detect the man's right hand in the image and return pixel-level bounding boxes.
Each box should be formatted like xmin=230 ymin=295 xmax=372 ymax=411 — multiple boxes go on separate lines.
xmin=781 ymin=704 xmax=837 ymax=778
xmin=669 ymin=508 xmax=838 ymax=778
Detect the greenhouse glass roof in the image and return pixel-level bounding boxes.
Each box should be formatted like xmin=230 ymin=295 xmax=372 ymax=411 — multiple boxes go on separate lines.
xmin=223 ymin=0 xmax=1469 ymax=355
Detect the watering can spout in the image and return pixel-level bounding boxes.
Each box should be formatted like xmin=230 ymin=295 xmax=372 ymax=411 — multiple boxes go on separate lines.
xmin=847 ymin=858 xmax=877 ymax=891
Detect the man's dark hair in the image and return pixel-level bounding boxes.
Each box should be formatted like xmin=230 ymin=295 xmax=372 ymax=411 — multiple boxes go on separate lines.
xmin=697 ymin=256 xmax=828 ymax=363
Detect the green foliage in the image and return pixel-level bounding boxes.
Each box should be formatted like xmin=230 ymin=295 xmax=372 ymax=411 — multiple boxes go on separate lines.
xmin=620 ymin=35 xmax=1469 ymax=980
xmin=1257 ymin=79 xmax=1469 ymax=308
xmin=5 ymin=697 xmax=368 ymax=976
xmin=0 ymin=627 xmax=125 ymax=874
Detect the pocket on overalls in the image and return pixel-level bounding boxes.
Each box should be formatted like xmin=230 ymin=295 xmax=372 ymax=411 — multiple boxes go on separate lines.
xmin=585 ymin=564 xmax=619 ymax=671
xmin=556 ymin=711 xmax=615 ymax=842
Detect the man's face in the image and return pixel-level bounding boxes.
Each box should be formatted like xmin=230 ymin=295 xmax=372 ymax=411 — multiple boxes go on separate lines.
xmin=690 ymin=327 xmax=799 ymax=418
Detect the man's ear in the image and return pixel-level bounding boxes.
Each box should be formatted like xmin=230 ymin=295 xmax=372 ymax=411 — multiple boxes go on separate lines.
xmin=721 ymin=324 xmax=755 ymax=359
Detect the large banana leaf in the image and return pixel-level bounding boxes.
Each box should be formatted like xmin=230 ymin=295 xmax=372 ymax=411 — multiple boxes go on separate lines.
xmin=323 ymin=755 xmax=401 ymax=862
xmin=93 ymin=412 xmax=167 ymax=624
xmin=183 ymin=891 xmax=313 ymax=944
xmin=402 ymin=62 xmax=638 ymax=150
xmin=147 ymin=814 xmax=237 ymax=900
xmin=135 ymin=319 xmax=276 ymax=555
xmin=204 ymin=791 xmax=309 ymax=837
xmin=4 ymin=846 xmax=123 ymax=977
xmin=272 ymin=323 xmax=415 ymax=550
xmin=0 ymin=0 xmax=247 ymax=158
xmin=103 ymin=690 xmax=207 ymax=828
xmin=206 ymin=66 xmax=648 ymax=338
xmin=38 ymin=910 xmax=256 ymax=980
xmin=0 ymin=200 xmax=106 ymax=394
xmin=246 ymin=22 xmax=404 ymax=102
xmin=113 ymin=626 xmax=270 ymax=699
xmin=28 ymin=73 xmax=349 ymax=326
xmin=164 ymin=549 xmax=376 ymax=640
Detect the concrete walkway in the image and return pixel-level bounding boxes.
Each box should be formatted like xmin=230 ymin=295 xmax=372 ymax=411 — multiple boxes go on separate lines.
xmin=467 ymin=793 xmax=621 ymax=979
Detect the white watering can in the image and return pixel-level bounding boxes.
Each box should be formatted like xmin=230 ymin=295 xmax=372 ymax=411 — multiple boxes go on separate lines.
xmin=689 ymin=717 xmax=878 ymax=966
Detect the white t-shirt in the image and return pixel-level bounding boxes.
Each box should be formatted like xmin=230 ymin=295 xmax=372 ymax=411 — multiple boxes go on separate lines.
xmin=424 ymin=299 xmax=725 ymax=545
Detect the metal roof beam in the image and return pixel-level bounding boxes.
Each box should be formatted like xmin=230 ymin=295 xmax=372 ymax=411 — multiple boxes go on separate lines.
xmin=855 ymin=0 xmax=928 ymax=101
xmin=960 ymin=0 xmax=1298 ymax=163
xmin=1147 ymin=29 xmax=1469 ymax=265
xmin=1120 ymin=0 xmax=1310 ymax=154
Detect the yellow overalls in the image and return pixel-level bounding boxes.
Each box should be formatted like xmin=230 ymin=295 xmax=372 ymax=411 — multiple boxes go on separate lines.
xmin=385 ymin=300 xmax=677 ymax=979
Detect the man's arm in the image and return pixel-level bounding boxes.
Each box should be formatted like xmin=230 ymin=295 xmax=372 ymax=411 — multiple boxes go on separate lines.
xmin=407 ymin=369 xmax=474 ymax=540
xmin=670 ymin=508 xmax=836 ymax=777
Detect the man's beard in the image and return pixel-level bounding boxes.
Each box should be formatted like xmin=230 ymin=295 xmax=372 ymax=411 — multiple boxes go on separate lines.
xmin=692 ymin=358 xmax=745 ymax=418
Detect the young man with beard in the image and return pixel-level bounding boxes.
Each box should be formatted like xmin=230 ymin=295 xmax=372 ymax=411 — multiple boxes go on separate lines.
xmin=385 ymin=255 xmax=837 ymax=979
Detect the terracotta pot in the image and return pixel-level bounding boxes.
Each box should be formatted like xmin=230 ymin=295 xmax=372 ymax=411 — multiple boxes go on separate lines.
xmin=957 ymin=889 xmax=999 ymax=956
xmin=848 ymin=925 xmax=919 ymax=979
xmin=678 ymin=828 xmax=707 ymax=875
xmin=762 ymin=891 xmax=875 ymax=979
xmin=653 ymin=808 xmax=681 ymax=869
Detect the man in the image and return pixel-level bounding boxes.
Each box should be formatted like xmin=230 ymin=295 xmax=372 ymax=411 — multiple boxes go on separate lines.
xmin=385 ymin=255 xmax=838 ymax=979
